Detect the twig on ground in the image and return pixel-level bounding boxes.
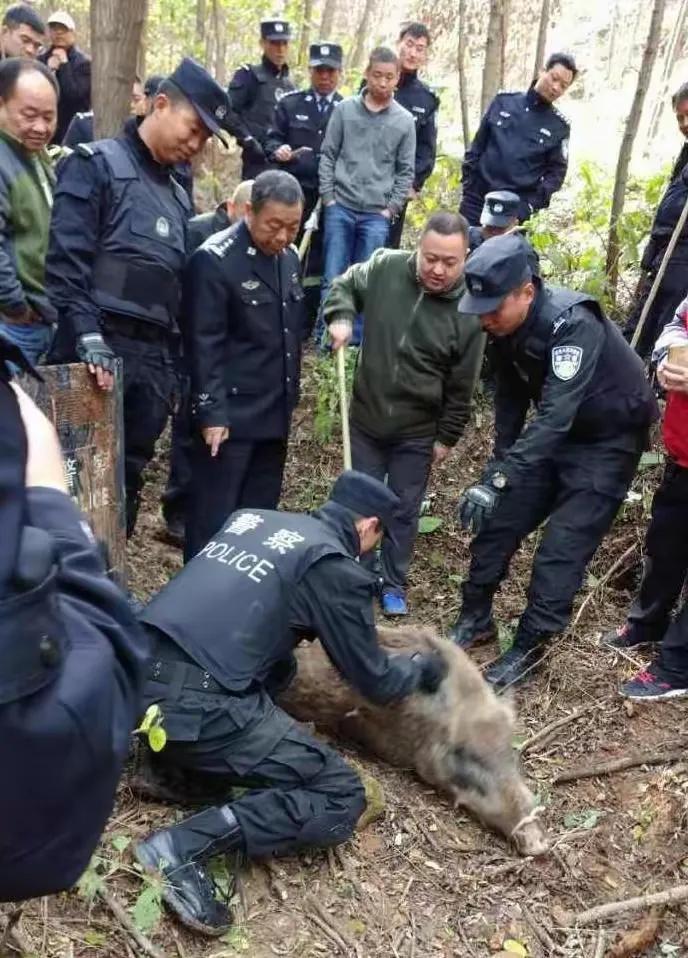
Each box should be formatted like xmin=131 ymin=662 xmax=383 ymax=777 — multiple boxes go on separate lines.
xmin=307 ymin=911 xmax=349 ymax=954
xmin=519 ymin=704 xmax=601 ymax=754
xmin=522 ymin=904 xmax=564 ymax=955
xmin=566 ymin=884 xmax=688 ymax=926
xmin=571 ymin=543 xmax=638 ymax=630
xmin=98 ymin=887 xmax=166 ymax=958
xmin=170 ymin=925 xmax=186 ymax=958
xmin=592 ymin=928 xmax=606 ymax=958
xmin=553 ymin=747 xmax=687 ymax=784
xmin=303 ymin=895 xmax=359 ymax=956
xmin=455 ymin=919 xmax=478 ymax=958
xmin=0 ymin=906 xmax=30 ymax=956
xmin=408 ymin=808 xmax=442 ymax=854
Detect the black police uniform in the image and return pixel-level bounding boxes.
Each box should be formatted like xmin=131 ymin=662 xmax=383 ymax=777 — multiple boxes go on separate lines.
xmin=46 ymin=59 xmax=227 ymax=537
xmin=388 ymin=69 xmax=439 ymax=249
xmin=226 ymin=21 xmax=295 ymax=180
xmin=0 ymin=333 xmax=147 ymax=901
xmin=134 ymin=475 xmax=436 ymax=933
xmin=460 ymin=87 xmax=569 ymax=226
xmin=183 ymin=219 xmax=305 ymax=561
xmin=624 ymin=141 xmax=688 ymax=358
xmin=452 ymin=237 xmax=658 ymax=686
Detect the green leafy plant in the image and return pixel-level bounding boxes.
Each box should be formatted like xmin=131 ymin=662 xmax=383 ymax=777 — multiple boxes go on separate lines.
xmin=312 ymin=349 xmax=358 ymax=445
xmin=135 ymin=703 xmax=167 ymax=753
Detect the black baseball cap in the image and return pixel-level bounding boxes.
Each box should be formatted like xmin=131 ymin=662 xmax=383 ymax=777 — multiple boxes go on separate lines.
xmin=167 ymin=57 xmax=230 ymax=137
xmin=481 ymin=190 xmax=520 ymax=227
xmin=144 ymin=73 xmax=165 ymax=97
xmin=329 ymin=471 xmax=399 ymax=528
xmin=460 ymin=234 xmax=533 ymax=315
xmin=309 ymin=42 xmax=343 ymax=68
xmin=261 ymin=19 xmax=292 ymax=40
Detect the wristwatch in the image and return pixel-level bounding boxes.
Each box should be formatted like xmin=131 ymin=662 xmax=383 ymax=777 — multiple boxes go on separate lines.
xmin=491 ymin=472 xmax=508 ymax=490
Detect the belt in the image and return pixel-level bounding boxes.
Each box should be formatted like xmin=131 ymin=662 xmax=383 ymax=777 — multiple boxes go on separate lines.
xmin=148 ymin=658 xmax=225 ymax=695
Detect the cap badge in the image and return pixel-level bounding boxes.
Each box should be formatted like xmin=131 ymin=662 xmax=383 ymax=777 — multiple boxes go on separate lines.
xmin=321 ymin=45 xmax=330 ymax=54
xmin=242 ymin=280 xmax=260 ymax=290
xmin=155 ymin=216 xmax=170 ymax=238
xmin=471 ymin=278 xmax=483 ymax=293
xmin=215 ymin=104 xmax=227 ymax=120
xmin=493 ymin=202 xmax=503 ymax=213
xmin=275 ymin=22 xmax=284 ymax=31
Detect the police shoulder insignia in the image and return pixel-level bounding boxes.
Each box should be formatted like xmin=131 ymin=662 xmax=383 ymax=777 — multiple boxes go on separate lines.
xmin=551 ymin=345 xmax=583 ymax=381
xmin=206 ymin=231 xmax=235 ymax=257
xmin=76 ymin=143 xmax=95 ymax=157
xmin=295 ymin=113 xmax=309 ymax=121
xmin=553 ymin=106 xmax=571 ymax=126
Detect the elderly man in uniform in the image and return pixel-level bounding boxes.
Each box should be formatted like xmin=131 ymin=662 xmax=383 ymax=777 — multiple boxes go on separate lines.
xmin=266 ymin=41 xmax=343 ymax=334
xmin=0 ymin=334 xmax=146 ymax=901
xmin=225 ymin=19 xmax=295 ymax=180
xmin=46 ymin=58 xmax=229 ymax=538
xmin=134 ymin=470 xmax=446 ymax=936
xmin=183 ymin=170 xmax=305 ymax=561
xmin=460 ymin=52 xmax=576 ymax=226
xmin=450 ymin=235 xmax=658 ymax=687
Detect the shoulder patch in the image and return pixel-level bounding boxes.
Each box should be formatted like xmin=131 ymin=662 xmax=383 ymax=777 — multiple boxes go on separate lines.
xmin=204 ymin=228 xmax=235 ymax=258
xmin=551 ymin=345 xmax=582 ymax=381
xmin=75 ymin=143 xmax=96 ymax=157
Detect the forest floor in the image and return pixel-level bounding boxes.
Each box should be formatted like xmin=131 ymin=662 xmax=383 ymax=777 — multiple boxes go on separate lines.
xmin=5 ymin=353 xmax=688 ymax=958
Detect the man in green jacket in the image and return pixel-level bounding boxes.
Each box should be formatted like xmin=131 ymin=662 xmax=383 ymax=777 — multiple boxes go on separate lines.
xmin=325 ymin=211 xmax=484 ymax=615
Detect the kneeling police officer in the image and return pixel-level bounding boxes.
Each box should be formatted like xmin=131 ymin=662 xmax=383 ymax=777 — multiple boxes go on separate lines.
xmin=135 ymin=471 xmax=445 ymax=935
xmin=450 ymin=235 xmax=658 ymax=687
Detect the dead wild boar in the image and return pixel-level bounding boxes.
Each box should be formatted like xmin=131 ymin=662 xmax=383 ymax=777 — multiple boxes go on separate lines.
xmin=278 ymin=626 xmax=548 ymax=857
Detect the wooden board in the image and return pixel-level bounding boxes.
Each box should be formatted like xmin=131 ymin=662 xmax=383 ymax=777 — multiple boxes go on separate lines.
xmin=18 ymin=362 xmax=127 ymax=585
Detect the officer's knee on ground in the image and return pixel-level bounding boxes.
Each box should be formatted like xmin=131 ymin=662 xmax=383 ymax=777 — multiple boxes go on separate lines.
xmin=297 ymin=758 xmax=366 ymax=848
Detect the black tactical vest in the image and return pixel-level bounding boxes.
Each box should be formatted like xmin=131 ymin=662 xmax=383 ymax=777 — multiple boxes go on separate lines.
xmin=79 ymin=139 xmax=191 ymax=329
xmin=140 ymin=509 xmax=349 ymax=691
xmin=243 ymin=63 xmax=295 ymax=139
xmin=514 ymin=286 xmax=658 ymax=439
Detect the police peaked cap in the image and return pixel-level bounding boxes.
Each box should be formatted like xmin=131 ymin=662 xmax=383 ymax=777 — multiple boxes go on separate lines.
xmin=167 ymin=58 xmax=230 ymax=138
xmin=329 ymin=470 xmax=400 ymax=526
xmin=481 ymin=190 xmax=520 ymax=228
xmin=460 ymin=234 xmax=533 ymax=315
xmin=261 ymin=19 xmax=292 ymax=40
xmin=309 ymin=42 xmax=343 ymax=68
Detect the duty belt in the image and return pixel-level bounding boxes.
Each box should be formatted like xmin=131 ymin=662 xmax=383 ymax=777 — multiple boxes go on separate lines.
xmin=148 ymin=658 xmax=225 ymax=695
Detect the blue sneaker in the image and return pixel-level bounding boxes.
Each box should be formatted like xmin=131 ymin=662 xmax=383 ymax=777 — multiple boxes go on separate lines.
xmin=382 ymin=591 xmax=408 ymax=616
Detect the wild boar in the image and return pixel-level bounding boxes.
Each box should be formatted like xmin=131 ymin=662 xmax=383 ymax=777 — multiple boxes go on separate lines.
xmin=278 ymin=625 xmax=548 ymax=857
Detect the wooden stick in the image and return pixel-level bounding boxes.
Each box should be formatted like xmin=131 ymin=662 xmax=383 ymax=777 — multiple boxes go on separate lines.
xmin=571 ymin=883 xmax=688 ymax=926
xmin=98 ymin=887 xmax=166 ymax=958
xmin=570 ymin=543 xmax=638 ymax=630
xmin=554 ymin=747 xmax=687 ymax=784
xmin=298 ymin=199 xmax=322 ymax=263
xmin=336 ymin=347 xmax=352 ymax=470
xmin=522 ymin=904 xmax=564 ymax=955
xmin=592 ymin=928 xmax=606 ymax=958
xmin=304 ymin=895 xmax=359 ymax=955
xmin=519 ymin=704 xmax=600 ymax=754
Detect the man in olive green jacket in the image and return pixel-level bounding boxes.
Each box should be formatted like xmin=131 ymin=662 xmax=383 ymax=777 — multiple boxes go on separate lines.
xmin=324 ymin=211 xmax=484 ymax=615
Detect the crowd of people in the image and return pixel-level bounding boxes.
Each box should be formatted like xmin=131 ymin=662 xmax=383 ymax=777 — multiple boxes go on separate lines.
xmin=2 ymin=0 xmax=688 ymax=938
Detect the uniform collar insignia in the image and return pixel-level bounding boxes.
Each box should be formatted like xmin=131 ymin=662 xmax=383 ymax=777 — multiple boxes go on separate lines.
xmin=247 ymin=245 xmax=256 ymax=255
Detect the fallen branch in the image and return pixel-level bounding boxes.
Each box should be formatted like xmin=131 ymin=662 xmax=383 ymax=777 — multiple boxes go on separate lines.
xmin=592 ymin=928 xmax=606 ymax=958
xmin=520 ymin=704 xmax=601 ymax=754
xmin=521 ymin=904 xmax=564 ymax=955
xmin=303 ymin=895 xmax=359 ymax=956
xmin=98 ymin=887 xmax=166 ymax=958
xmin=571 ymin=543 xmax=638 ymax=630
xmin=554 ymin=747 xmax=687 ymax=784
xmin=569 ymin=884 xmax=688 ymax=927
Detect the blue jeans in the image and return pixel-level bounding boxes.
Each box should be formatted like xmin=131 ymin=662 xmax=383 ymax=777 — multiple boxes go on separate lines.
xmin=0 ymin=320 xmax=53 ymax=368
xmin=315 ymin=203 xmax=390 ymax=347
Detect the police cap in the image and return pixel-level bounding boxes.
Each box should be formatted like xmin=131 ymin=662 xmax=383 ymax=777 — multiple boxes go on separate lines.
xmin=261 ymin=19 xmax=292 ymax=40
xmin=329 ymin=470 xmax=399 ymax=527
xmin=460 ymin=235 xmax=533 ymax=315
xmin=144 ymin=74 xmax=165 ymax=97
xmin=167 ymin=58 xmax=229 ymax=137
xmin=480 ymin=190 xmax=520 ymax=228
xmin=309 ymin=42 xmax=343 ymax=68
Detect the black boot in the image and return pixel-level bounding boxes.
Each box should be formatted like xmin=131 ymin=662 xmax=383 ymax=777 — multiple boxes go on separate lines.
xmin=448 ymin=583 xmax=497 ymax=649
xmin=135 ymin=805 xmax=244 ymax=937
xmin=484 ymin=627 xmax=551 ymax=689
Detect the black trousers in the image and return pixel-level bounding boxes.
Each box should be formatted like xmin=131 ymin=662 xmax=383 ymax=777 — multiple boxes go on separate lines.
xmin=624 ymin=258 xmax=688 ymax=359
xmin=142 ymin=668 xmax=365 ymax=860
xmin=106 ymin=327 xmax=177 ymax=537
xmin=185 ymin=436 xmax=288 ymax=562
xmin=161 ymin=374 xmax=193 ymax=527
xmin=466 ymin=438 xmax=643 ymax=635
xmin=351 ymin=423 xmax=434 ymax=594
xmin=628 ymin=461 xmax=688 ymax=679
xmin=387 ymin=201 xmax=409 ymax=250
xmin=299 ymin=188 xmax=324 ymax=340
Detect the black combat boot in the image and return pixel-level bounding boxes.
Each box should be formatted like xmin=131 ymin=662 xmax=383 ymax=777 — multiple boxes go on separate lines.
xmin=448 ymin=583 xmax=497 ymax=649
xmin=484 ymin=626 xmax=551 ymax=689
xmin=135 ymin=805 xmax=244 ymax=937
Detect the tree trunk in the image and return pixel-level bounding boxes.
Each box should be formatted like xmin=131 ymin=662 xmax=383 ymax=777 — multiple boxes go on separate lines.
xmin=606 ymin=1 xmax=619 ymax=83
xmin=533 ymin=0 xmax=550 ymax=77
xmin=350 ymin=0 xmax=377 ymax=71
xmin=91 ymin=0 xmax=147 ymax=138
xmin=646 ymin=0 xmax=688 ymax=146
xmin=298 ymin=0 xmax=315 ymax=66
xmin=319 ymin=0 xmax=337 ymax=39
xmin=457 ymin=0 xmax=471 ymax=147
xmin=605 ymin=0 xmax=667 ymax=296
xmin=196 ymin=0 xmax=207 ymax=42
xmin=481 ymin=0 xmax=507 ymax=113
xmin=211 ymin=0 xmax=227 ymax=88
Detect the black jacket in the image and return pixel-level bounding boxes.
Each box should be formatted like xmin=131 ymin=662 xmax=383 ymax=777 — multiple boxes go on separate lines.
xmin=187 ymin=204 xmax=231 ymax=252
xmin=40 ymin=45 xmax=91 ymax=145
xmin=183 ymin=219 xmax=305 ymax=437
xmin=395 ymin=71 xmax=439 ymax=191
xmin=265 ymin=87 xmax=342 ymax=193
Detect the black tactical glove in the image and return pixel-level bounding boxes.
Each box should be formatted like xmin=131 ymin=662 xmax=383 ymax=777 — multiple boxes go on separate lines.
xmin=458 ymin=484 xmax=500 ymax=536
xmin=412 ymin=651 xmax=448 ymax=694
xmin=76 ymin=332 xmax=116 ymax=373
xmin=242 ymin=135 xmax=265 ymax=162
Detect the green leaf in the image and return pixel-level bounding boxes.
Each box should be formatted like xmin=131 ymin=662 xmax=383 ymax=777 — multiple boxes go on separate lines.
xmin=84 ymin=930 xmax=107 ymax=946
xmin=220 ymin=926 xmax=251 ymax=951
xmin=111 ymin=834 xmax=131 ymax=854
xmin=77 ymin=855 xmax=105 ymax=900
xmin=503 ymin=940 xmax=528 ymax=956
xmin=131 ymin=884 xmax=162 ymax=935
xmin=564 ymin=808 xmax=603 ymax=830
xmin=147 ymin=725 xmax=167 ymax=752
xmin=138 ymin=703 xmax=162 ymax=733
xmin=417 ymin=515 xmax=443 ymax=534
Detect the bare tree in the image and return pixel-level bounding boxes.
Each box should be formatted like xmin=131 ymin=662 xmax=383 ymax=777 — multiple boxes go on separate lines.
xmin=533 ymin=0 xmax=550 ymax=76
xmin=481 ymin=0 xmax=507 ymax=113
xmin=91 ymin=0 xmax=147 ymax=138
xmin=646 ymin=0 xmax=688 ymax=146
xmin=350 ymin=0 xmax=378 ymax=71
xmin=196 ymin=0 xmax=206 ymax=42
xmin=605 ymin=0 xmax=667 ymax=295
xmin=457 ymin=0 xmax=471 ymax=146
xmin=319 ymin=0 xmax=337 ymax=39
xmin=298 ymin=0 xmax=315 ymax=66
xmin=210 ymin=0 xmax=227 ymax=87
